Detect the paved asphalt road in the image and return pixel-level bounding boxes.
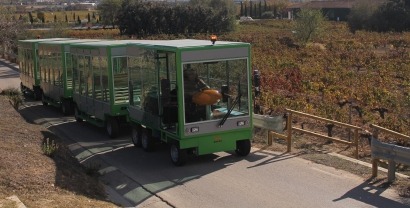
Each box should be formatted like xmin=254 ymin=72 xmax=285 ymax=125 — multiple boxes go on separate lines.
xmin=2 ymin=59 xmax=409 ymax=208
xmin=0 ymin=59 xmax=20 ymax=90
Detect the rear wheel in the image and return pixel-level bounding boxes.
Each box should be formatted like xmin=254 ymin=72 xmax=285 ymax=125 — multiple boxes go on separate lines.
xmin=141 ymin=128 xmax=154 ymax=152
xmin=20 ymin=83 xmax=25 ymax=93
xmin=131 ymin=124 xmax=142 ymax=147
xmin=170 ymin=143 xmax=187 ymax=166
xmin=235 ymin=139 xmax=251 ymax=156
xmin=41 ymin=94 xmax=48 ymax=106
xmin=74 ymin=106 xmax=83 ymax=122
xmin=33 ymin=88 xmax=42 ymax=101
xmin=61 ymin=99 xmax=72 ymax=116
xmin=106 ymin=117 xmax=119 ymax=138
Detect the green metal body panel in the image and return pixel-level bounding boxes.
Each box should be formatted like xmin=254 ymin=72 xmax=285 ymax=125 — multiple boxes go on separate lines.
xmin=127 ymin=39 xmax=253 ymax=155
xmin=69 ymin=40 xmax=131 ymax=124
xmin=179 ymin=128 xmax=253 ymax=155
xmin=18 ymin=38 xmax=72 ymax=91
xmin=38 ymin=39 xmax=101 ymax=106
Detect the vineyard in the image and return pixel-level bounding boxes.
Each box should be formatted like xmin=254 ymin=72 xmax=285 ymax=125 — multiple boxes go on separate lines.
xmin=228 ymin=20 xmax=410 ymax=144
xmin=29 ymin=20 xmax=410 ymax=144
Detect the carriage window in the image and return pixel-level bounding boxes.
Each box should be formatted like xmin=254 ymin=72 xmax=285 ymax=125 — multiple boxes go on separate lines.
xmin=113 ymin=56 xmax=128 ymax=104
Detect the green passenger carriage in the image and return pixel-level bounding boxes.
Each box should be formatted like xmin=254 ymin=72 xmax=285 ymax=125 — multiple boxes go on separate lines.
xmin=18 ymin=38 xmax=71 ymax=100
xmin=70 ymin=40 xmax=131 ymax=138
xmin=18 ymin=37 xmax=253 ymax=166
xmin=126 ymin=39 xmax=252 ymax=165
xmin=38 ymin=39 xmax=101 ymax=115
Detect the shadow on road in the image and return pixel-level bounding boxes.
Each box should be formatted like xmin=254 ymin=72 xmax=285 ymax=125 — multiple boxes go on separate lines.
xmin=0 ymin=59 xmax=19 ymax=72
xmin=333 ymin=178 xmax=410 ymax=207
xmin=19 ymin=97 xmax=247 ymax=206
xmin=246 ymin=147 xmax=305 ymax=169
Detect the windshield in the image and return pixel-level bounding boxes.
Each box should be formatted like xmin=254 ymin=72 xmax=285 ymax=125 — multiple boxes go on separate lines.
xmin=183 ymin=59 xmax=249 ymax=124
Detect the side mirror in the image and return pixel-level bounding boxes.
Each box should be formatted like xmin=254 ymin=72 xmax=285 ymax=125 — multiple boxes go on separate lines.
xmin=253 ymin=70 xmax=261 ymax=97
xmin=221 ymin=85 xmax=229 ymax=102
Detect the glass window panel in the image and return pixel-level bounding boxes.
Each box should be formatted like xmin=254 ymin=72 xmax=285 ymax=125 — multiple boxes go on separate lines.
xmin=93 ymin=56 xmax=102 ymax=100
xmin=100 ymin=57 xmax=109 ymax=102
xmin=140 ymin=49 xmax=158 ymax=114
xmin=183 ymin=59 xmax=249 ymax=124
xmin=112 ymin=56 xmax=128 ymax=104
xmin=72 ymin=54 xmax=79 ymax=94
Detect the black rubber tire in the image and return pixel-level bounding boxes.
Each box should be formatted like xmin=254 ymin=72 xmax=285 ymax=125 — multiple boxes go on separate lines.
xmin=20 ymin=83 xmax=25 ymax=93
xmin=74 ymin=106 xmax=83 ymax=122
xmin=170 ymin=143 xmax=187 ymax=166
xmin=131 ymin=124 xmax=142 ymax=147
xmin=41 ymin=94 xmax=48 ymax=106
xmin=106 ymin=117 xmax=119 ymax=139
xmin=61 ymin=99 xmax=72 ymax=116
xmin=33 ymin=88 xmax=42 ymax=101
xmin=141 ymin=128 xmax=154 ymax=152
xmin=235 ymin=139 xmax=251 ymax=156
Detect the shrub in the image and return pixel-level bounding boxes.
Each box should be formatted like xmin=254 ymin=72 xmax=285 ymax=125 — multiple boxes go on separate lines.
xmin=1 ymin=87 xmax=23 ymax=110
xmin=261 ymin=11 xmax=274 ymax=19
xmin=42 ymin=138 xmax=59 ymax=157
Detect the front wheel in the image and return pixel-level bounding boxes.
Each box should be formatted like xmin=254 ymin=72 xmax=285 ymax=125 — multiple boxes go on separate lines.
xmin=74 ymin=106 xmax=83 ymax=122
xmin=106 ymin=117 xmax=119 ymax=139
xmin=170 ymin=143 xmax=187 ymax=166
xmin=235 ymin=140 xmax=251 ymax=156
xmin=131 ymin=124 xmax=142 ymax=147
xmin=141 ymin=128 xmax=154 ymax=152
xmin=41 ymin=94 xmax=48 ymax=106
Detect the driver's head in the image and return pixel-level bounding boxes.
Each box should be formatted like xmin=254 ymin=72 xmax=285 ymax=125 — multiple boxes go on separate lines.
xmin=184 ymin=64 xmax=197 ymax=81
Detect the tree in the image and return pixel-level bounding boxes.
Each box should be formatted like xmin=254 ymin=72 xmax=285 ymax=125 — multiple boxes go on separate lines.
xmin=37 ymin=12 xmax=45 ymax=23
xmin=98 ymin=0 xmax=122 ymax=28
xmin=259 ymin=1 xmax=262 ymax=19
xmin=347 ymin=0 xmax=380 ymax=33
xmin=347 ymin=0 xmax=409 ymax=33
xmin=250 ymin=1 xmax=253 ymax=17
xmin=0 ymin=6 xmax=27 ymax=59
xmin=293 ymin=8 xmax=327 ymax=46
xmin=240 ymin=2 xmax=243 ymax=16
xmin=372 ymin=0 xmax=410 ymax=32
xmin=28 ymin=12 xmax=33 ymax=24
xmin=87 ymin=13 xmax=91 ymax=23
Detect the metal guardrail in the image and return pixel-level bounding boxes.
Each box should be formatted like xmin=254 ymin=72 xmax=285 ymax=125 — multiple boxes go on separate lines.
xmin=253 ymin=114 xmax=285 ymax=146
xmin=370 ymin=124 xmax=410 ymax=182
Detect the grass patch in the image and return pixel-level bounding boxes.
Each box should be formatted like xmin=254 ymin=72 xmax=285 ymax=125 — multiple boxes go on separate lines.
xmin=1 ymin=87 xmax=23 ymax=110
xmin=42 ymin=138 xmax=59 ymax=157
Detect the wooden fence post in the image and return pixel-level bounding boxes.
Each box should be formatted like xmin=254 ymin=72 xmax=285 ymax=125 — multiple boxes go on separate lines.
xmin=372 ymin=159 xmax=378 ymax=177
xmin=354 ymin=129 xmax=359 ymax=159
xmin=388 ymin=160 xmax=396 ymax=182
xmin=287 ymin=112 xmax=292 ymax=152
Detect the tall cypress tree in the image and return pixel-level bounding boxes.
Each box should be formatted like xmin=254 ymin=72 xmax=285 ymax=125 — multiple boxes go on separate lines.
xmin=250 ymin=1 xmax=253 ymax=17
xmin=240 ymin=2 xmax=243 ymax=17
xmin=28 ymin=12 xmax=33 ymax=24
xmin=259 ymin=1 xmax=262 ymax=19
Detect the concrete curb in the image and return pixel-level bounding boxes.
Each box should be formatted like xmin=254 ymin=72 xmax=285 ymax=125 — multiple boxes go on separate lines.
xmin=328 ymin=152 xmax=409 ymax=179
xmin=5 ymin=195 xmax=27 ymax=208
